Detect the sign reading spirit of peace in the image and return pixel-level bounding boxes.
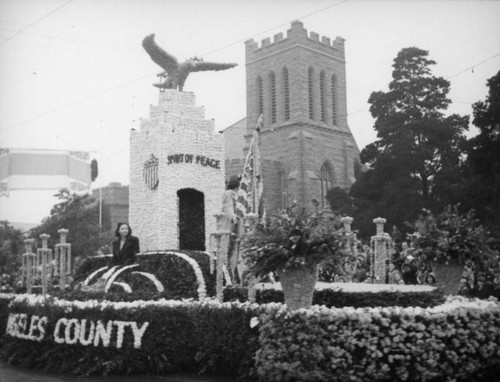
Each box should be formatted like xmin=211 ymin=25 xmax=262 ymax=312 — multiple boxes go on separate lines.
xmin=167 ymin=153 xmax=221 ymax=169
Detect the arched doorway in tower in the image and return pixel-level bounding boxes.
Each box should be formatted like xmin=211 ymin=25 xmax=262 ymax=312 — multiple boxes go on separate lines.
xmin=177 ymin=188 xmax=205 ymax=251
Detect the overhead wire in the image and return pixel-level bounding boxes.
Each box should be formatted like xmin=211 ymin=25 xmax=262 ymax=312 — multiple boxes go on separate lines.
xmin=0 ymin=0 xmax=351 ymax=132
xmin=446 ymin=52 xmax=500 ymax=80
xmin=0 ymin=72 xmax=155 ymax=134
xmin=0 ymin=0 xmax=74 ymax=46
xmin=199 ymin=0 xmax=351 ymax=58
xmin=1 ymin=0 xmax=499 ymax=134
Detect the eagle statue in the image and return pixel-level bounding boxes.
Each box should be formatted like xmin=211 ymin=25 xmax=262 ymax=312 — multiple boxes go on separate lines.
xmin=142 ymin=34 xmax=238 ymax=91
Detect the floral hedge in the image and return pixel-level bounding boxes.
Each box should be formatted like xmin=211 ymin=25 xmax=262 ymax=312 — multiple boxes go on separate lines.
xmin=0 ymin=293 xmax=266 ymax=377
xmin=255 ymin=296 xmax=500 ymax=381
xmin=73 ymin=250 xmax=215 ymax=298
xmin=1 ymin=293 xmax=499 ymax=381
xmin=224 ymin=285 xmax=446 ymax=308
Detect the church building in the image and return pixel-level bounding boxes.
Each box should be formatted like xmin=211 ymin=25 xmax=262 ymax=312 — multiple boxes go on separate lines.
xmin=224 ymin=21 xmax=360 ymax=214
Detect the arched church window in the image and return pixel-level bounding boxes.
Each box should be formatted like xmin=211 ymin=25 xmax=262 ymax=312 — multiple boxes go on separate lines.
xmin=320 ymin=70 xmax=326 ymax=122
xmin=308 ymin=67 xmax=314 ymax=120
xmin=331 ymin=74 xmax=337 ymax=125
xmin=283 ymin=67 xmax=290 ymax=121
xmin=320 ymin=163 xmax=333 ymax=208
xmin=270 ymin=71 xmax=276 ymax=124
xmin=280 ymin=169 xmax=287 ymax=209
xmin=257 ymin=76 xmax=264 ymax=117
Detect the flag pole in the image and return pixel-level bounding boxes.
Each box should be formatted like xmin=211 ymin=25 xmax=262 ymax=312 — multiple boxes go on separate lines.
xmin=98 ymin=122 xmax=103 ymax=235
xmin=99 ymin=178 xmax=102 ymax=233
xmin=253 ymin=114 xmax=262 ymax=213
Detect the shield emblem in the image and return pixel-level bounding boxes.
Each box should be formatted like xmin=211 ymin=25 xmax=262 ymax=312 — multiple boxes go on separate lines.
xmin=143 ymin=154 xmax=159 ymax=190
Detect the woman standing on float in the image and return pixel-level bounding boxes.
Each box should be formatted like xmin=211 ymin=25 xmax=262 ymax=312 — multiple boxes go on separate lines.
xmin=221 ymin=175 xmax=244 ymax=282
xmin=111 ymin=222 xmax=140 ymax=266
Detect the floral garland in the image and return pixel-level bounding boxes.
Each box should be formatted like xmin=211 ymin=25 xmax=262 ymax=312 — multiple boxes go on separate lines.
xmin=2 ymin=292 xmax=276 ymax=312
xmin=200 ymin=251 xmax=232 ymax=286
xmin=4 ymin=291 xmax=495 ymax=318
xmin=269 ymin=295 xmax=499 ymax=318
xmin=83 ymin=265 xmax=166 ymax=294
xmin=111 ymin=282 xmax=132 ymax=293
xmin=104 ymin=264 xmax=139 ymax=292
xmin=82 ymin=266 xmax=109 ymax=286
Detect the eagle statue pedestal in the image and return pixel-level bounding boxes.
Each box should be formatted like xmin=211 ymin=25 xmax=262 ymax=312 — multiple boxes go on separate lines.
xmin=129 ymin=89 xmax=225 ymax=252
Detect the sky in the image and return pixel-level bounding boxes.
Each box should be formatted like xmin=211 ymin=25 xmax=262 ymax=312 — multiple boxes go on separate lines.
xmin=0 ymin=0 xmax=499 ymax=225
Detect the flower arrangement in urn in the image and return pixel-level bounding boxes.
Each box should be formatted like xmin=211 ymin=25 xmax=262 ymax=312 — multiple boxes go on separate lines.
xmin=242 ymin=205 xmax=345 ymax=310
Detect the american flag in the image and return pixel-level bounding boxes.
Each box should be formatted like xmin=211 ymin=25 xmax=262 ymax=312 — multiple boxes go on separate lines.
xmin=236 ymin=115 xmax=264 ymax=220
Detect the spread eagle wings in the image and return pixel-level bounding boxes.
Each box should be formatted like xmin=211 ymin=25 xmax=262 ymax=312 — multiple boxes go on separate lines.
xmin=188 ymin=61 xmax=238 ymax=72
xmin=142 ymin=34 xmax=178 ymax=73
xmin=142 ymin=33 xmax=237 ymax=90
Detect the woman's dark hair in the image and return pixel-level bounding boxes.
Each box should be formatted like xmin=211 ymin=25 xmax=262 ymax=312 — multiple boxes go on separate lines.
xmin=226 ymin=175 xmax=241 ymax=190
xmin=115 ymin=222 xmax=132 ymax=238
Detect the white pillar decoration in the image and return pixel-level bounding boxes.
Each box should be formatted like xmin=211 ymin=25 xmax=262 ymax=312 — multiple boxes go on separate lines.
xmin=21 ymin=239 xmax=36 ymax=293
xmin=211 ymin=213 xmax=231 ymax=302
xmin=244 ymin=213 xmax=259 ymax=303
xmin=55 ymin=228 xmax=71 ymax=290
xmin=374 ymin=217 xmax=386 ymax=236
xmin=341 ymin=216 xmax=355 ymax=255
xmin=368 ymin=218 xmax=393 ymax=284
xmin=341 ymin=216 xmax=353 ymax=234
xmin=37 ymin=234 xmax=52 ymax=295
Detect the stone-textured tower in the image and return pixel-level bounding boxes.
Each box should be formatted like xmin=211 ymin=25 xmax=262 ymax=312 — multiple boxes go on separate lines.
xmin=242 ymin=20 xmax=359 ymax=213
xmin=130 ymin=90 xmax=225 ymax=251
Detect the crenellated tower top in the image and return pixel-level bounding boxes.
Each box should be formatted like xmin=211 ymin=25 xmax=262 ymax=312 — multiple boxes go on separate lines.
xmin=237 ymin=20 xmax=360 ymax=215
xmin=245 ymin=20 xmax=345 ymax=64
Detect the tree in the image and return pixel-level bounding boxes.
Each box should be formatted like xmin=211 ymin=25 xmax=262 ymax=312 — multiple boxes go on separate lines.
xmin=325 ymin=187 xmax=354 ymax=216
xmin=0 ymin=221 xmax=23 ymax=291
xmin=353 ymin=47 xmax=469 ymax=230
xmin=463 ymin=70 xmax=500 ymax=234
xmin=30 ymin=189 xmax=106 ymax=260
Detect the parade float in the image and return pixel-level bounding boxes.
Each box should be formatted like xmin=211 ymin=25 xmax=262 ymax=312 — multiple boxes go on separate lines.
xmin=2 ymin=165 xmax=499 ymax=381
xmin=1 ymin=35 xmax=499 ymax=382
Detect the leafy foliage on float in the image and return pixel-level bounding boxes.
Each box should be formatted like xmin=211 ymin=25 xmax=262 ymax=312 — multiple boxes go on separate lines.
xmin=241 ymin=208 xmax=344 ymax=278
xmin=223 ymin=286 xmax=445 ymax=308
xmin=409 ymin=205 xmax=500 ymax=299
xmin=255 ymin=297 xmax=500 ymax=382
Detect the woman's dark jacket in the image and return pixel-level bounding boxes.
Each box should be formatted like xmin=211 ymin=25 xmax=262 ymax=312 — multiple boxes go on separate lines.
xmin=112 ymin=236 xmax=140 ymax=266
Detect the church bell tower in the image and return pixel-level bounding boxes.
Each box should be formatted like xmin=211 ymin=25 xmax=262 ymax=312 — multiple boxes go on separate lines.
xmin=244 ymin=20 xmax=360 ymax=213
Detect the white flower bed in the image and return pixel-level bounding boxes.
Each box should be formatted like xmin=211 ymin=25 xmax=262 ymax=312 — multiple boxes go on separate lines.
xmin=253 ymin=281 xmax=436 ymax=293
xmin=1 ymin=292 xmax=280 ymax=313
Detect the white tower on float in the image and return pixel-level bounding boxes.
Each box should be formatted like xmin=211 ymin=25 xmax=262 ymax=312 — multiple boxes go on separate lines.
xmin=129 ymin=89 xmax=225 ymax=251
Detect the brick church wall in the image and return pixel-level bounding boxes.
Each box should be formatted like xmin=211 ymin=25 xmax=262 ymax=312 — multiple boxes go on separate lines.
xmin=226 ymin=20 xmax=360 ymax=214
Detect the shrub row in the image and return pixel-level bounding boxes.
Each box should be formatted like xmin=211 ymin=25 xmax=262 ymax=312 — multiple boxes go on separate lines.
xmin=0 ymin=294 xmax=266 ymax=377
xmin=223 ymin=286 xmax=446 ymax=308
xmin=255 ymin=296 xmax=500 ymax=381
xmin=1 ymin=293 xmax=499 ymax=381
